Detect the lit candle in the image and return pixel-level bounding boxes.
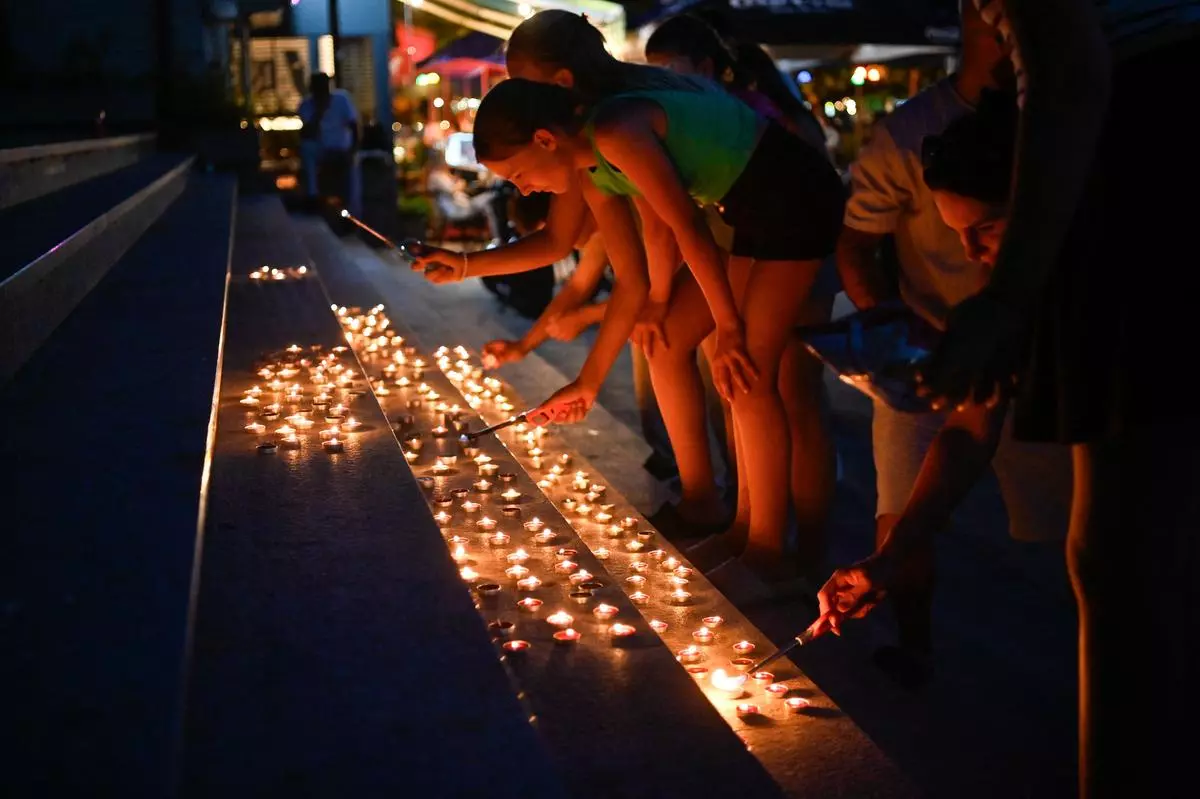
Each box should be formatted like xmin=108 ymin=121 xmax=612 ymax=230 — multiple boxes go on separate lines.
xmin=536 ymin=479 xmax=553 ymax=490
xmin=554 ymin=548 xmax=577 ymax=561
xmin=568 ymin=570 xmax=593 ymax=586
xmin=618 ymin=516 xmax=638 ymax=530
xmin=280 ymin=434 xmax=301 ymax=449
xmin=396 ymin=376 xmax=411 ymax=387
xmin=404 ymin=450 xmax=419 ymax=463
xmin=431 ymin=425 xmax=449 ymax=437
xmin=433 ymin=511 xmax=451 ymax=526
xmin=404 ymin=435 xmax=422 ymax=450
xmin=710 ymin=669 xmax=748 ymax=698
xmin=275 ymin=424 xmax=296 ymax=436
xmin=626 ymin=541 xmax=645 ymax=552
xmin=732 ymin=658 xmax=755 ymax=672
xmin=290 ymin=415 xmax=315 ymax=430
xmin=418 ymin=477 xmax=435 ymax=490
xmin=459 ymin=566 xmax=480 ymax=582
xmin=320 ymin=426 xmax=341 ymax=440
xmin=588 ymin=483 xmax=607 ymax=496
xmin=553 ymin=628 xmax=581 ymax=645
xmin=676 ymin=646 xmax=703 ymax=664
xmin=629 ymin=591 xmax=650 ymax=606
xmin=461 ymin=501 xmax=481 ymax=514
xmin=668 ymin=590 xmax=692 ymax=605
xmin=505 ymin=565 xmax=530 ymax=581
xmin=502 ymin=639 xmax=531 ymax=654
xmin=500 ymin=488 xmax=521 ymax=502
xmin=472 ymin=479 xmax=493 ymax=492
xmin=553 ymin=560 xmax=578 ymax=575
xmin=592 ymin=604 xmax=618 ymax=621
xmin=625 ymin=575 xmax=646 ymax=589
xmin=702 ymin=616 xmax=725 ymax=628
xmin=605 ymin=524 xmax=623 ymax=539
xmin=546 ymin=611 xmax=574 ymax=628
xmin=506 ymin=548 xmax=530 ymax=564
xmin=765 ymin=683 xmax=790 ymax=700
xmin=342 ymin=417 xmax=361 ymax=431
xmin=662 ymin=557 xmax=680 ymax=572
xmin=571 ymin=478 xmax=590 ymax=492
xmin=647 ymin=549 xmax=667 ymax=561
xmin=593 ymin=510 xmax=613 ymax=524
xmin=478 ymin=463 xmax=499 ymax=477
xmin=245 ymin=422 xmax=266 ymax=434
xmin=674 ymin=566 xmax=695 ymax=580
xmin=733 ymin=641 xmax=756 ymax=656
xmin=527 ymin=446 xmax=543 ymax=457
xmin=668 ymin=576 xmax=690 ymax=589
xmin=752 ymin=671 xmax=775 ymax=686
xmin=649 ymin=619 xmax=669 ymax=634
xmin=522 ymin=517 xmax=545 ymax=533
xmin=785 ymin=697 xmax=811 ymax=713
xmin=516 ymin=576 xmax=542 ymax=592
xmin=240 ymin=396 xmax=261 ymax=407
xmin=486 ymin=532 xmax=510 ymax=547
xmin=533 ymin=530 xmax=557 ymax=545
xmin=692 ymin=627 xmax=715 ymax=644
xmin=594 ymin=547 xmax=610 ymax=560
xmin=451 ymin=544 xmax=469 ymax=564
xmin=549 ymin=465 xmax=565 ymax=476
xmin=476 ymin=516 xmax=497 ymax=531
xmin=517 ymin=597 xmax=543 ymax=612
xmin=736 ymin=703 xmax=760 ymax=718
xmin=431 ymin=459 xmax=451 ymax=475
xmin=629 ymin=561 xmax=649 ymax=574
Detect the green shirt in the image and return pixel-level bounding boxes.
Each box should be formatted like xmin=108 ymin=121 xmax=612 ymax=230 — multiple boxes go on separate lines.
xmin=584 ymin=89 xmax=759 ymax=206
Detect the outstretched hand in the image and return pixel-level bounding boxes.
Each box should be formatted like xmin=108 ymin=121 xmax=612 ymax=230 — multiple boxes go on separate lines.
xmin=526 ymin=380 xmax=598 ymax=427
xmin=409 ymin=244 xmax=467 ymax=284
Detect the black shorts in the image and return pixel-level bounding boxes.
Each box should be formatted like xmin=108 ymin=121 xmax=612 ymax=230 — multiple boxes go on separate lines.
xmin=1013 ymin=36 xmax=1199 ymax=443
xmin=717 ymin=122 xmax=845 ymax=261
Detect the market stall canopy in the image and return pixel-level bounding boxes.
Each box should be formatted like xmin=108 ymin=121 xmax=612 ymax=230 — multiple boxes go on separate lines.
xmin=416 ymin=31 xmax=506 ymax=77
xmin=398 ymin=0 xmax=626 ymax=46
xmin=633 ymin=0 xmax=960 ymax=47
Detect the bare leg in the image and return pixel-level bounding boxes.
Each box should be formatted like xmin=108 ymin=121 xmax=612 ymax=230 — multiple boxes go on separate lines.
xmin=731 ymin=256 xmax=821 ymax=578
xmin=647 ymin=269 xmax=721 ymax=522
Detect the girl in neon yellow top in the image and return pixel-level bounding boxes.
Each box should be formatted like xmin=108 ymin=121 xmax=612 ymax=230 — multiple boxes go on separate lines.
xmin=472 ymin=12 xmax=844 ymax=586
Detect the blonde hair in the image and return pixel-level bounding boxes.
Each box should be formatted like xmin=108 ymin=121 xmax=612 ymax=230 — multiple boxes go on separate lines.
xmin=505 ymin=10 xmax=714 ymax=102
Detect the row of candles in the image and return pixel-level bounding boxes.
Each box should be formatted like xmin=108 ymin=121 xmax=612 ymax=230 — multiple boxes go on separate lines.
xmin=331 ymin=304 xmax=813 ymax=720
xmin=239 ymin=342 xmax=365 ymax=454
xmin=248 ymin=264 xmax=309 ymax=281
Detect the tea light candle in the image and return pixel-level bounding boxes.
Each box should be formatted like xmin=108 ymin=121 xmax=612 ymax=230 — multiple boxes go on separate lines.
xmin=546 ymin=611 xmax=574 ymax=628
xmin=553 ymin=628 xmax=581 ymax=645
xmin=506 ymin=548 xmax=530 ymax=564
xmin=527 ymin=446 xmax=543 ymax=457
xmin=571 ymin=478 xmax=590 ymax=492
xmin=710 ymin=669 xmax=748 ymax=697
xmin=472 ymin=479 xmax=493 ymax=492
xmin=668 ymin=590 xmax=692 ymax=605
xmin=752 ymin=671 xmax=775 ymax=686
xmin=404 ymin=435 xmax=423 ymax=450
xmin=629 ymin=561 xmax=649 ymax=574
xmin=459 ymin=566 xmax=480 ymax=582
xmin=647 ymin=549 xmax=667 ymax=561
xmin=610 ymin=623 xmax=636 ymax=638
xmin=765 ymin=683 xmax=790 ymax=700
xmin=568 ymin=570 xmax=593 ymax=586
xmin=477 ymin=584 xmax=503 ymax=599
xmin=668 ymin=576 xmax=690 ymax=589
xmin=702 ymin=616 xmax=725 ymax=628
xmin=478 ymin=463 xmax=499 ymax=477
xmin=504 ymin=565 xmax=530 ymax=581
xmin=245 ymin=422 xmax=266 ymax=434
xmin=558 ymin=453 xmax=572 ymax=465
xmin=500 ymin=488 xmax=521 ymax=502
xmin=516 ymin=576 xmax=542 ymax=592
xmin=592 ymin=603 xmax=619 ymax=621
xmin=486 ymin=532 xmax=511 ymax=547
xmin=785 ymin=697 xmax=811 ymax=713
xmin=585 ymin=491 xmax=601 ymax=504
xmin=321 ymin=436 xmax=343 ymax=452
xmin=687 ymin=666 xmax=710 ymax=679
xmin=549 ymin=464 xmax=565 ymax=476
xmin=448 ymin=534 xmax=471 ymax=547
xmin=733 ymin=641 xmax=756 ymax=656
xmin=502 ymin=505 xmax=521 ymax=517
xmin=418 ymin=477 xmax=435 ymax=490
xmin=568 ymin=590 xmax=591 ymax=604
xmin=554 ymin=548 xmax=577 ymax=561
xmin=533 ymin=530 xmax=557 ymax=545
xmin=605 ymin=524 xmax=623 ymax=539
xmin=536 ymin=479 xmax=553 ymax=490
xmin=561 ymin=497 xmax=578 ymax=512
xmin=275 ymin=424 xmax=296 ymax=436
xmin=257 ymin=441 xmax=277 ymax=453
xmin=692 ymin=627 xmax=715 ymax=644
xmin=342 ymin=417 xmax=361 ymax=431
xmin=629 ymin=591 xmax=650 ymax=606
xmin=452 ymin=544 xmax=469 ymax=564
xmin=240 ymin=396 xmax=261 ymax=407
xmin=432 ymin=493 xmax=452 ymax=507
xmin=291 ymin=416 xmax=315 ymax=430
xmin=674 ymin=566 xmax=695 ymax=580
xmin=677 ymin=646 xmax=703 ymax=664
xmin=502 ymin=639 xmax=531 ymax=654
xmin=431 ymin=425 xmax=449 ymax=437
xmin=522 ymin=517 xmax=545 ymax=533
xmin=517 ymin=597 xmax=543 ymax=612
xmin=625 ymin=575 xmax=646 ymax=589
xmin=460 ymin=501 xmax=481 ymax=514
xmin=476 ymin=516 xmax=497 ymax=531
xmin=589 ymin=483 xmax=607 ymax=496
xmin=662 ymin=557 xmax=681 ymax=572
xmin=474 ymin=454 xmax=493 ymax=465
xmin=553 ymin=560 xmax=578 ymax=575
xmin=450 ymin=488 xmax=469 ymax=500
xmin=618 ymin=515 xmax=638 ymax=530
xmin=594 ymin=547 xmax=610 ymax=560
xmin=736 ymin=703 xmax=760 ymax=718
xmin=649 ymin=619 xmax=669 ymax=634
xmin=626 ymin=541 xmax=646 ymax=553
xmin=732 ymin=658 xmax=755 ymax=672
xmin=404 ymin=450 xmax=419 ymax=463
xmin=498 ymin=472 xmax=516 ymax=484
xmin=431 ymin=460 xmax=451 ymax=475
xmin=593 ymin=510 xmax=613 ymax=524
xmin=637 ymin=531 xmax=655 ymax=543
xmin=279 ymin=435 xmax=301 ymax=449
xmin=579 ymin=580 xmax=605 ymax=592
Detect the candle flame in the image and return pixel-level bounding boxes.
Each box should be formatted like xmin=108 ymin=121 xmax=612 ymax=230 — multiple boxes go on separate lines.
xmin=710 ymin=669 xmax=748 ymax=692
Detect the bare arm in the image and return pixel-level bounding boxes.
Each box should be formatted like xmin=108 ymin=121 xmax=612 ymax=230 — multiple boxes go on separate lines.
xmin=878 ymin=403 xmax=1006 ymax=564
xmin=836 ymin=226 xmax=895 ymax=310
xmin=631 ymin=195 xmax=682 ymax=304
xmin=575 ymin=181 xmax=649 ymax=392
xmin=983 ymin=0 xmax=1111 ymax=310
xmin=519 ymin=232 xmax=609 ymax=353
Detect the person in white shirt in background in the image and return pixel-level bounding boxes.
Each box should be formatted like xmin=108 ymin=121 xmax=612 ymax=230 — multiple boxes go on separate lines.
xmin=834 ymin=0 xmax=1072 ymax=688
xmin=298 ymin=73 xmax=359 ymax=207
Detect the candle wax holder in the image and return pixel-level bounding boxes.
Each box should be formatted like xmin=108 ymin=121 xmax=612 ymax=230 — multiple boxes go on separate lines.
xmin=692 ymin=628 xmax=715 ymax=644
xmin=647 ymin=549 xmax=668 ymax=561
xmin=460 ymin=501 xmax=481 ymax=514
xmin=486 ymin=532 xmax=510 ymax=547
xmin=257 ymin=441 xmax=278 ymax=453
xmin=578 ymin=580 xmax=605 ymax=592
xmin=569 ymin=591 xmax=592 ymax=604
xmin=533 ymin=530 xmax=557 ymax=546
xmin=501 ymin=505 xmax=521 ymax=517
xmin=702 ymin=616 xmax=725 ymax=628
xmin=245 ymin=423 xmax=266 ymax=434
xmin=516 ymin=576 xmax=542 ymax=592
xmin=522 ymin=518 xmax=545 ymax=533
xmin=554 ymin=548 xmax=577 ymax=561
xmin=505 ymin=566 xmax=530 ymax=581
xmin=487 ymin=619 xmax=514 ymax=636
xmin=433 ymin=511 xmax=451 ymax=526
xmin=502 ymin=640 xmax=531 ymax=654
xmin=676 ymin=646 xmax=703 ymax=664
xmin=625 ymin=576 xmax=646 ymax=589
xmin=517 ymin=597 xmax=543 ymax=612
xmin=450 ymin=488 xmax=469 ymax=500
xmin=736 ymin=703 xmax=760 ymax=718
xmin=592 ymin=604 xmax=618 ymax=621
xmin=553 ymin=628 xmax=581 ymax=645
xmin=476 ymin=583 xmax=502 ymax=598
xmin=765 ymin=683 xmax=790 ymax=700
xmin=498 ymin=472 xmax=516 ymax=484
xmin=732 ymin=658 xmax=755 ymax=672
xmin=629 ymin=591 xmax=650 ymax=606
xmin=476 ymin=516 xmax=497 ymax=531
xmin=553 ymin=560 xmax=578 ymax=575
xmin=733 ymin=641 xmax=756 ymax=656
xmin=785 ymin=697 xmax=811 ymax=713
xmin=649 ymin=619 xmax=669 ymax=634
xmin=752 ymin=671 xmax=775 ymax=685
xmin=629 ymin=561 xmax=649 ymax=574
xmin=568 ymin=571 xmax=593 ymax=586
xmin=687 ymin=666 xmax=710 ymax=679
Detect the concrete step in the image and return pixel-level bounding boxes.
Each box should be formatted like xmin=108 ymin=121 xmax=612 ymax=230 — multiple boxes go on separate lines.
xmin=181 ymin=196 xmax=565 ymax=798
xmin=0 ymin=153 xmax=194 ymax=379
xmin=0 ymin=133 xmax=156 ymax=210
xmin=0 ymin=173 xmax=237 ymax=797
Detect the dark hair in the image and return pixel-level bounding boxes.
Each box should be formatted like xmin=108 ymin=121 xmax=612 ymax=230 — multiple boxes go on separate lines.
xmin=922 ymin=90 xmax=1018 ymax=203
xmin=506 ymin=10 xmax=710 ymax=101
xmin=645 ymin=14 xmax=743 ymax=88
xmin=733 ymin=43 xmax=806 ymax=118
xmin=511 ymin=191 xmax=553 ymax=233
xmin=473 ymin=78 xmax=585 ymax=162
